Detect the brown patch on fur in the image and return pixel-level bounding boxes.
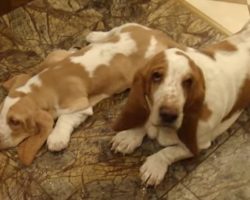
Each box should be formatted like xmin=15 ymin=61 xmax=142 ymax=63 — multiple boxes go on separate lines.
xmin=2 ymin=74 xmax=31 ymax=92
xmin=113 ymin=51 xmax=167 ymax=131
xmin=200 ymin=40 xmax=237 ymax=59
xmin=200 ymin=103 xmax=212 ymax=121
xmin=176 ymin=51 xmax=206 ymax=155
xmin=223 ymin=78 xmax=250 ymax=121
xmin=17 ymin=109 xmax=53 ymax=166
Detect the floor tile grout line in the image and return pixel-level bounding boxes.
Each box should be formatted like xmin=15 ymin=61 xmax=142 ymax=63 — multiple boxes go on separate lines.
xmin=182 ymin=183 xmax=202 ymax=200
xmin=159 ymin=124 xmax=242 ymax=199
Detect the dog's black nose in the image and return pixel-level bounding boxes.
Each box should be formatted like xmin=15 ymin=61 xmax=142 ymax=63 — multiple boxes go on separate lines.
xmin=159 ymin=107 xmax=178 ymax=124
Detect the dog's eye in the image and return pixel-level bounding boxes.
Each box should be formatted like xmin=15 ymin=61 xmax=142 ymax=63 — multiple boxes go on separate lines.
xmin=182 ymin=77 xmax=193 ymax=88
xmin=8 ymin=117 xmax=21 ymax=127
xmin=151 ymin=71 xmax=163 ymax=83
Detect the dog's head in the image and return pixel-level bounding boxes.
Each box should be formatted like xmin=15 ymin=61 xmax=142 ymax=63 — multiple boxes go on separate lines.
xmin=114 ymin=48 xmax=206 ymax=154
xmin=0 ymin=74 xmax=53 ymax=165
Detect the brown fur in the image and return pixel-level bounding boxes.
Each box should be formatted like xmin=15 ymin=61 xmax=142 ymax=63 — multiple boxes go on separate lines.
xmin=200 ymin=40 xmax=237 ymax=59
xmin=200 ymin=104 xmax=212 ymax=121
xmin=18 ymin=109 xmax=53 ymax=166
xmin=113 ymin=52 xmax=167 ymax=131
xmin=176 ymin=51 xmax=206 ymax=155
xmin=1 ymin=24 xmax=180 ymax=165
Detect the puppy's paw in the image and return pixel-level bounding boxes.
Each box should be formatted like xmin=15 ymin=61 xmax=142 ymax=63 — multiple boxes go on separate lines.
xmin=86 ymin=32 xmax=108 ymax=43
xmin=111 ymin=130 xmax=144 ymax=154
xmin=140 ymin=154 xmax=168 ymax=186
xmin=47 ymin=132 xmax=70 ymax=152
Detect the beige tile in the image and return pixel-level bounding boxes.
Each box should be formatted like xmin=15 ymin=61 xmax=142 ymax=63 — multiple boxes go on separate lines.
xmin=182 ymin=127 xmax=250 ymax=200
xmin=212 ymin=0 xmax=247 ymax=4
xmin=162 ymin=183 xmax=200 ymax=200
xmin=185 ymin=0 xmax=250 ymax=33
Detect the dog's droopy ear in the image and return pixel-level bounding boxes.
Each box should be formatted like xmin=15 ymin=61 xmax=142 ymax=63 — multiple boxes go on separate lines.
xmin=2 ymin=74 xmax=31 ymax=91
xmin=113 ymin=70 xmax=150 ymax=131
xmin=17 ymin=110 xmax=53 ymax=166
xmin=177 ymin=53 xmax=206 ymax=155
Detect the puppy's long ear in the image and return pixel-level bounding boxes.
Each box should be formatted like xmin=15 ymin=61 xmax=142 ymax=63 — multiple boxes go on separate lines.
xmin=178 ymin=57 xmax=205 ymax=155
xmin=113 ymin=70 xmax=150 ymax=131
xmin=17 ymin=110 xmax=53 ymax=166
xmin=2 ymin=74 xmax=31 ymax=91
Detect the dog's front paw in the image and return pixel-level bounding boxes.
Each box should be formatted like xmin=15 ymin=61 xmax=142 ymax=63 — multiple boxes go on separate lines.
xmin=140 ymin=154 xmax=168 ymax=186
xmin=111 ymin=130 xmax=144 ymax=154
xmin=47 ymin=132 xmax=70 ymax=152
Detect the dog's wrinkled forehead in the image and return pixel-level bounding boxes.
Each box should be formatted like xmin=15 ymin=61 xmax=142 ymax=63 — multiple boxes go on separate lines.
xmin=164 ymin=49 xmax=191 ymax=81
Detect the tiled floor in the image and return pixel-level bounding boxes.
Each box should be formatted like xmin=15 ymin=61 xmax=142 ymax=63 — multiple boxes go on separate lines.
xmin=185 ymin=0 xmax=250 ymax=33
xmin=0 ymin=0 xmax=250 ymax=199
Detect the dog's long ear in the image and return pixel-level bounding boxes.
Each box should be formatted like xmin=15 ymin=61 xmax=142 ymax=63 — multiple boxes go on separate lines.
xmin=17 ymin=110 xmax=53 ymax=166
xmin=113 ymin=70 xmax=150 ymax=131
xmin=177 ymin=57 xmax=205 ymax=155
xmin=2 ymin=74 xmax=31 ymax=91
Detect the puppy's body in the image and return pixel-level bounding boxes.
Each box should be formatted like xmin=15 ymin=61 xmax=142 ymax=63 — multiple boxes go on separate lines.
xmin=0 ymin=23 xmax=179 ymax=165
xmin=112 ymin=21 xmax=250 ymax=185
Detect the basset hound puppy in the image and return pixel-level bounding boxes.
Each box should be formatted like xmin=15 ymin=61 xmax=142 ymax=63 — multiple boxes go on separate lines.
xmin=111 ymin=21 xmax=250 ymax=186
xmin=0 ymin=23 xmax=179 ymax=165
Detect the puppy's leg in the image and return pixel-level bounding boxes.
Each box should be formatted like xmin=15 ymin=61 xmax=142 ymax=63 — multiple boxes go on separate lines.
xmin=86 ymin=31 xmax=113 ymax=43
xmin=140 ymin=144 xmax=192 ymax=186
xmin=111 ymin=127 xmax=146 ymax=154
xmin=47 ymin=110 xmax=91 ymax=151
xmin=86 ymin=25 xmax=121 ymax=43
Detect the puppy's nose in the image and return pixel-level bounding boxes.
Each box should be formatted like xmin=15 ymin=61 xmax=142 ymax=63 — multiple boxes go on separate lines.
xmin=159 ymin=107 xmax=178 ymax=124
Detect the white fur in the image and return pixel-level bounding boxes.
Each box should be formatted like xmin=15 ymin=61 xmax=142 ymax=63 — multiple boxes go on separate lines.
xmin=47 ymin=110 xmax=89 ymax=151
xmin=86 ymin=23 xmax=150 ymax=44
xmin=140 ymin=145 xmax=192 ymax=186
xmin=147 ymin=49 xmax=189 ymax=130
xmin=70 ymin=33 xmax=137 ymax=77
xmin=0 ymin=97 xmax=20 ymax=147
xmin=112 ymin=21 xmax=250 ymax=186
xmin=145 ymin=36 xmax=158 ymax=58
xmin=16 ymin=75 xmax=42 ymax=93
xmin=111 ymin=127 xmax=146 ymax=154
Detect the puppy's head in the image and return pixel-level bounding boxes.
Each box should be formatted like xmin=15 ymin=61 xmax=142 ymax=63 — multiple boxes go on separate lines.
xmin=114 ymin=49 xmax=205 ymax=154
xmin=0 ymin=74 xmax=53 ymax=165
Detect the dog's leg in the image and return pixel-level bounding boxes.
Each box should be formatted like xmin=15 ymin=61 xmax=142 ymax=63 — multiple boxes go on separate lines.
xmin=47 ymin=110 xmax=91 ymax=151
xmin=140 ymin=144 xmax=192 ymax=186
xmin=86 ymin=26 xmax=121 ymax=43
xmin=111 ymin=127 xmax=146 ymax=154
xmin=86 ymin=31 xmax=113 ymax=43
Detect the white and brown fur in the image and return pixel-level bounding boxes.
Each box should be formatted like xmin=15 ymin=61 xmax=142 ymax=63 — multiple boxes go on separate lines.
xmin=111 ymin=21 xmax=250 ymax=186
xmin=0 ymin=23 xmax=179 ymax=165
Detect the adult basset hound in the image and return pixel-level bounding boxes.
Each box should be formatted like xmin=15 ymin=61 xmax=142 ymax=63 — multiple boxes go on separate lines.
xmin=111 ymin=21 xmax=250 ymax=186
xmin=0 ymin=23 xmax=179 ymax=165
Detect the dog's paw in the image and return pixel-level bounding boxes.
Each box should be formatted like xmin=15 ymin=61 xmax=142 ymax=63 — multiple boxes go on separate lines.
xmin=111 ymin=130 xmax=144 ymax=154
xmin=47 ymin=132 xmax=70 ymax=152
xmin=140 ymin=154 xmax=168 ymax=186
xmin=86 ymin=32 xmax=108 ymax=43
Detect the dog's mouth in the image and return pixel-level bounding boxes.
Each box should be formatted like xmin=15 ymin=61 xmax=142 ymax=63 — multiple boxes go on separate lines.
xmin=152 ymin=122 xmax=177 ymax=130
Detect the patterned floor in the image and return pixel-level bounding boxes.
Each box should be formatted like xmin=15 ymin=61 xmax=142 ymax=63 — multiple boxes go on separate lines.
xmin=0 ymin=0 xmax=250 ymax=199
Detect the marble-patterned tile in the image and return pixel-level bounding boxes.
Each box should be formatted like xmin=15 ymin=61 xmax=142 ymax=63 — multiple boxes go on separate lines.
xmin=182 ymin=127 xmax=250 ymax=200
xmin=1 ymin=168 xmax=52 ymax=200
xmin=0 ymin=0 xmax=227 ymax=82
xmin=162 ymin=183 xmax=200 ymax=200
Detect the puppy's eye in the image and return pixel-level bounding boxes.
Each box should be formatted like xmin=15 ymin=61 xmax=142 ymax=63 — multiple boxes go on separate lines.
xmin=8 ymin=117 xmax=21 ymax=127
xmin=182 ymin=77 xmax=193 ymax=88
xmin=151 ymin=71 xmax=163 ymax=83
